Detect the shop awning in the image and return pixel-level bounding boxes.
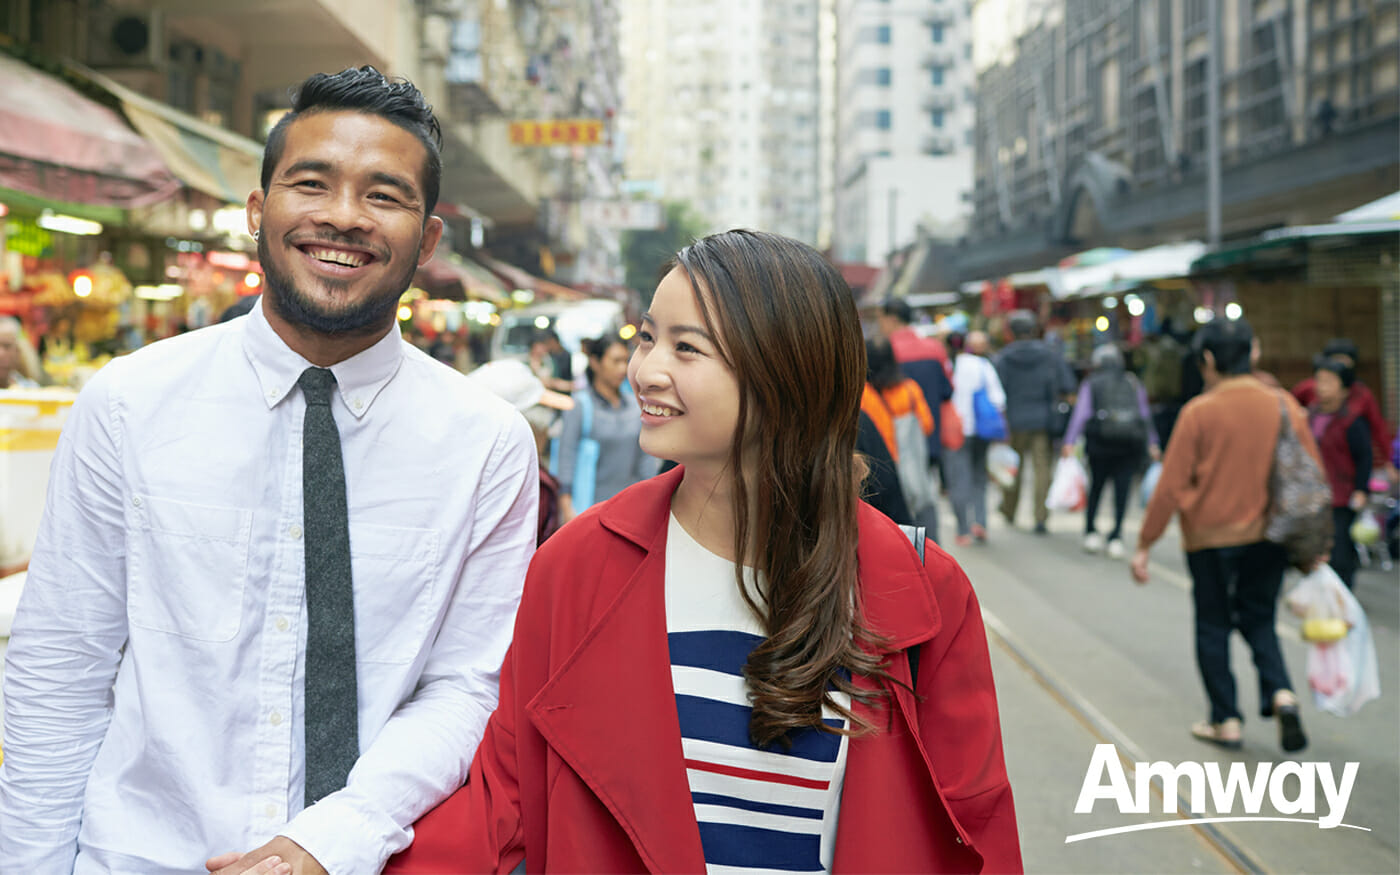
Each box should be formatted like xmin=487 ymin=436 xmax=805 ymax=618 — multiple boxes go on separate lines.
xmin=1192 ymin=220 xmax=1400 ymax=273
xmin=1055 ymin=241 xmax=1206 ymax=299
xmin=0 ymin=53 xmax=180 ymax=208
xmin=480 ymin=256 xmax=589 ymax=301
xmin=414 ymin=253 xmax=508 ymax=305
xmin=76 ymin=65 xmax=263 ymax=205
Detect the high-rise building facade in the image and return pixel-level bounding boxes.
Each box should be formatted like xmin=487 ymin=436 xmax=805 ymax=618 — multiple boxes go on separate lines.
xmin=620 ymin=0 xmax=821 ymax=243
xmin=832 ymin=0 xmax=975 ymax=266
xmin=960 ymin=0 xmax=1399 ymax=280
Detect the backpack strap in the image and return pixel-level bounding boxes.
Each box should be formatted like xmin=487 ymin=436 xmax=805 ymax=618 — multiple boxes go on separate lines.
xmin=897 ymin=524 xmax=926 ymax=686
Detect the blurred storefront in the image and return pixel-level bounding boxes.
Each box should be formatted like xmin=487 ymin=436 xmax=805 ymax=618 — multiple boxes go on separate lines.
xmin=1190 ymin=195 xmax=1400 ymax=426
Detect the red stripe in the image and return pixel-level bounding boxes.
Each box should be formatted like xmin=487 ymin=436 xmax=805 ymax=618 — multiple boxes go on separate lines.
xmin=684 ymin=759 xmax=830 ymax=790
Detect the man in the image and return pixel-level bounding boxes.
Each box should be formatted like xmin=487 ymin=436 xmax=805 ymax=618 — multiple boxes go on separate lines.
xmin=993 ymin=310 xmax=1072 ymax=533
xmin=0 ymin=316 xmax=39 ymax=388
xmin=0 ymin=67 xmax=539 ymax=874
xmin=1131 ymin=317 xmax=1316 ymax=754
xmin=877 ymin=297 xmax=952 ymax=536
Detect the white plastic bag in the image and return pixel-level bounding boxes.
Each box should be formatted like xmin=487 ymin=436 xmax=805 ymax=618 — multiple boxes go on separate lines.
xmin=1285 ymin=564 xmax=1381 ymax=717
xmin=987 ymin=443 xmax=1020 ymax=490
xmin=1139 ymin=461 xmax=1162 ymax=509
xmin=1046 ymin=456 xmax=1087 ymax=512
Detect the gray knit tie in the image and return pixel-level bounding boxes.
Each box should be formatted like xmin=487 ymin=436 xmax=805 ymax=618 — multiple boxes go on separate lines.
xmin=298 ymin=366 xmax=359 ymax=807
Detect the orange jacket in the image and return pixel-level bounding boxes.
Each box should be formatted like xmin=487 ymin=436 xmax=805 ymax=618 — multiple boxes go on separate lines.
xmin=387 ymin=466 xmax=1022 ymax=874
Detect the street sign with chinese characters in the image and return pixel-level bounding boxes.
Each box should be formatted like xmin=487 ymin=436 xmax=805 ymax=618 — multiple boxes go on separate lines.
xmin=579 ymin=200 xmax=665 ymax=230
xmin=509 ymin=119 xmax=604 ymax=146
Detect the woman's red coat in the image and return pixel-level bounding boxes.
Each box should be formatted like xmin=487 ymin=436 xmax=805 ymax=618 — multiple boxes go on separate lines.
xmin=387 ymin=466 xmax=1022 ymax=873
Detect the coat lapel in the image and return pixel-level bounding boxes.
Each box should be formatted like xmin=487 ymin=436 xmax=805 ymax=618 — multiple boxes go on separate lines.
xmin=525 ymin=468 xmax=706 ymax=873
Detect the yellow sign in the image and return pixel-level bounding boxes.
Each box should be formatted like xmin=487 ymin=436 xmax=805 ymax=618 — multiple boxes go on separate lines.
xmin=509 ymin=120 xmax=604 ymax=146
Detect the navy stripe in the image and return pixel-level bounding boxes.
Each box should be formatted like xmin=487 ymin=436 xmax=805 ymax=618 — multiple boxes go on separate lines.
xmin=675 ymin=695 xmax=843 ymax=762
xmin=691 ymin=791 xmax=823 ymax=820
xmin=668 ymin=630 xmax=762 ymax=675
xmin=696 ymin=821 xmax=823 ymax=871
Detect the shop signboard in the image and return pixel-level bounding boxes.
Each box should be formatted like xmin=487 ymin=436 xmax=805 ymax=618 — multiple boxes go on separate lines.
xmin=509 ymin=119 xmax=604 ymax=146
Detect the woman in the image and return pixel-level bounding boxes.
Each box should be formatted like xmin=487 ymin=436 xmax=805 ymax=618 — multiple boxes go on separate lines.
xmin=1060 ymin=344 xmax=1160 ymax=559
xmin=947 ymin=330 xmax=1006 ymax=545
xmin=1308 ymin=356 xmax=1372 ymax=589
xmin=386 ymin=230 xmax=1021 ymax=873
xmin=554 ymin=335 xmax=656 ymax=522
xmin=862 ymin=336 xmax=937 ymax=528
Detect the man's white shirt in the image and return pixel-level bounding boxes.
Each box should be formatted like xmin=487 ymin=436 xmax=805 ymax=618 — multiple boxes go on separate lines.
xmin=0 ymin=302 xmax=538 ymax=874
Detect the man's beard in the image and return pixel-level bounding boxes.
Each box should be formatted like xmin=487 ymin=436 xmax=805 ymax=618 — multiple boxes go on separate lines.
xmin=258 ymin=232 xmax=418 ymax=336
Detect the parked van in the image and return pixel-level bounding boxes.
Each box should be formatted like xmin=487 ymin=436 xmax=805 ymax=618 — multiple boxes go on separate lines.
xmin=490 ymin=299 xmax=626 ymax=383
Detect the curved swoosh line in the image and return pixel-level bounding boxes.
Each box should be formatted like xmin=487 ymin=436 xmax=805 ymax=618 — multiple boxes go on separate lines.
xmin=1065 ymin=817 xmax=1372 ymax=843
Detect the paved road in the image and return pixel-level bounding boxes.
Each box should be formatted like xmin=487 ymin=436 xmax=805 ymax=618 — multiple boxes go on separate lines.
xmin=945 ymin=484 xmax=1399 ymax=875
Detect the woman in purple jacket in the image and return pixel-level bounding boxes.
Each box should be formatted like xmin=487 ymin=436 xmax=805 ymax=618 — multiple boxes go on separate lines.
xmin=1061 ymin=344 xmax=1160 ymax=559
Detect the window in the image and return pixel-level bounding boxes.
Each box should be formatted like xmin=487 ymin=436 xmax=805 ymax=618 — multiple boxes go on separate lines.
xmin=931 ymin=109 xmax=945 ymax=128
xmin=857 ymin=25 xmax=891 ymax=44
xmin=857 ymin=109 xmax=893 ymax=129
xmin=858 ymin=68 xmax=893 ymax=86
xmin=930 ymin=65 xmax=944 ymax=86
xmin=931 ymin=23 xmax=944 ymax=43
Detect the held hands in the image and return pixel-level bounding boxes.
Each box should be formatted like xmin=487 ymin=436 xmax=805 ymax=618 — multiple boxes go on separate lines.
xmin=206 ymin=837 xmax=327 ymax=875
xmin=1060 ymin=443 xmax=1075 ymax=459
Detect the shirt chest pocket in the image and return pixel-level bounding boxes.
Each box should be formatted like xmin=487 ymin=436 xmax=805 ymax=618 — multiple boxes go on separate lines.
xmin=350 ymin=522 xmax=440 ymax=665
xmin=128 ymin=495 xmax=252 ymax=642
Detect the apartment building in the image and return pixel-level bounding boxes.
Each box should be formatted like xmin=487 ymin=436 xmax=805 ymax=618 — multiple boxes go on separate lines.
xmin=831 ymin=0 xmax=975 ymax=266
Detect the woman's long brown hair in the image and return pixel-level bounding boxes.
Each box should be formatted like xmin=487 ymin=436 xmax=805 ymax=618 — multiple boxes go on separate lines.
xmin=670 ymin=230 xmax=891 ymax=749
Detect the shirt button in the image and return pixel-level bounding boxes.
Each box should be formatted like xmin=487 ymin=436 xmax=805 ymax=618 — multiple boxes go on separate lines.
xmin=131 ymin=496 xmax=143 ymax=508
xmin=267 ymin=390 xmax=278 ymax=401
xmin=352 ymin=398 xmax=364 ymax=411
xmin=269 ymin=711 xmax=283 ymax=726
xmin=265 ymin=803 xmax=278 ymax=818
xmin=289 ymin=524 xmax=303 ymax=540
xmin=275 ymin=616 xmax=290 ymax=632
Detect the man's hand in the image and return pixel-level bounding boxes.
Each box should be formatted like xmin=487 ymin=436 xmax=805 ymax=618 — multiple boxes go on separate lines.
xmin=207 ymin=837 xmax=327 ymax=875
xmin=1130 ymin=548 xmax=1150 ymax=584
xmin=1149 ymin=444 xmax=1162 ymax=462
xmin=1349 ymin=489 xmax=1368 ymax=511
xmin=1061 ymin=443 xmax=1075 ymax=459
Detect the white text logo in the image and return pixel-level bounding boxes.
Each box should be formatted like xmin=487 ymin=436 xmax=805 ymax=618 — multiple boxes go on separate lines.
xmin=1067 ymin=743 xmax=1369 ymax=843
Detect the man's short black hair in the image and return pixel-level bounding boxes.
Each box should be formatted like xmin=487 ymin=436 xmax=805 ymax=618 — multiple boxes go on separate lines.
xmin=1192 ymin=316 xmax=1254 ymax=375
xmin=880 ymin=297 xmax=913 ymax=325
xmin=261 ymin=66 xmax=443 ymax=216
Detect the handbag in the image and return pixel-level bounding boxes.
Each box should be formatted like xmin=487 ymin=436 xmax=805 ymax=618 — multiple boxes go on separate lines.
xmin=939 ymin=399 xmax=964 ymax=451
xmin=1264 ymin=395 xmax=1332 ymax=568
xmin=972 ymin=387 xmax=1006 ymax=441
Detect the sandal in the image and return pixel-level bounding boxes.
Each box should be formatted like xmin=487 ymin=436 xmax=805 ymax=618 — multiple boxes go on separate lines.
xmin=1273 ymin=691 xmax=1308 ymax=753
xmin=1191 ymin=718 xmax=1243 ymax=750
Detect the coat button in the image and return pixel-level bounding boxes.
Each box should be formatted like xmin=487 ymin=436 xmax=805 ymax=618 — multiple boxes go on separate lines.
xmin=955 ymin=836 xmax=964 ymax=844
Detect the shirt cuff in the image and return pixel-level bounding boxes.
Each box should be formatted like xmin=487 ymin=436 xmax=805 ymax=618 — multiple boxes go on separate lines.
xmin=281 ymin=796 xmax=406 ymax=875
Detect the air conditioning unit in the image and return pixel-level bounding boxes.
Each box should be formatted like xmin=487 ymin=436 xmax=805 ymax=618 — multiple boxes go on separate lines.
xmin=85 ymin=9 xmax=165 ymax=69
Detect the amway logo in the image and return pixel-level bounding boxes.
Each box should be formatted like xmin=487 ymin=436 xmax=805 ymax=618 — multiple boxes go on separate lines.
xmin=1067 ymin=743 xmax=1369 ymax=843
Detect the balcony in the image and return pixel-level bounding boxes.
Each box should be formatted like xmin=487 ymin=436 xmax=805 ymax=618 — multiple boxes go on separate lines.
xmin=922 ymin=91 xmax=959 ymax=113
xmin=922 ymin=134 xmax=957 ymax=155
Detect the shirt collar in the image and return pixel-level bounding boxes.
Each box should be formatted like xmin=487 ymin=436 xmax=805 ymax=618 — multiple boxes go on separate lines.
xmin=241 ymin=298 xmax=404 ymax=418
